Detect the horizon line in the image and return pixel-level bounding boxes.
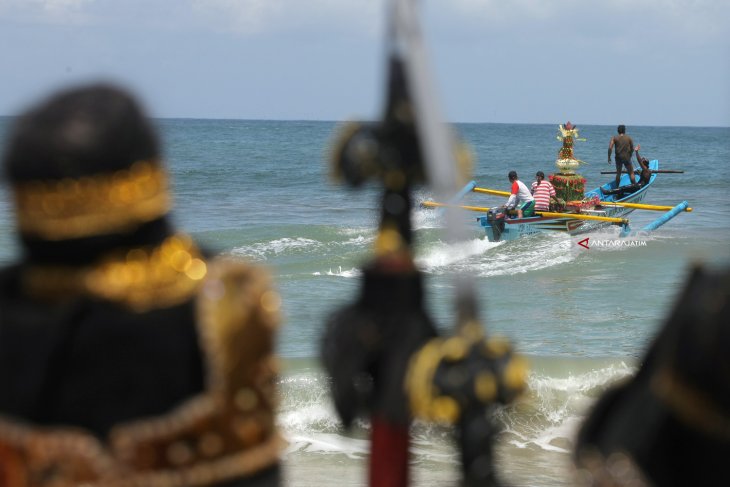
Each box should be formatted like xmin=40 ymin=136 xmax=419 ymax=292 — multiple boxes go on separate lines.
xmin=1 ymin=115 xmax=726 ymax=129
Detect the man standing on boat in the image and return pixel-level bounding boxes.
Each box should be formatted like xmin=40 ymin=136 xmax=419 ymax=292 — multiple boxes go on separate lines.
xmin=607 ymin=124 xmax=636 ymax=187
xmin=506 ymin=170 xmax=535 ymax=218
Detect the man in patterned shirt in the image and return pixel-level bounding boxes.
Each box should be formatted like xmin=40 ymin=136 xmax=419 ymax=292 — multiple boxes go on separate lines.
xmin=530 ymin=171 xmax=556 ymax=212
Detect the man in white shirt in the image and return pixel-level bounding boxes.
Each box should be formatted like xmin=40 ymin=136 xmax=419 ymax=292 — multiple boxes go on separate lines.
xmin=505 ymin=170 xmax=535 ymax=218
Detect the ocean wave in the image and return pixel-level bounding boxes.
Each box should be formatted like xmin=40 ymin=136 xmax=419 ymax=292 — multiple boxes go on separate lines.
xmin=277 ymin=370 xmax=344 ymax=434
xmin=278 ymin=369 xmax=371 ymax=459
xmin=276 ymin=358 xmax=636 ymax=462
xmin=229 ymin=229 xmax=373 ymax=261
xmin=500 ymin=361 xmax=635 ymax=454
xmin=231 ymin=237 xmax=323 ymax=259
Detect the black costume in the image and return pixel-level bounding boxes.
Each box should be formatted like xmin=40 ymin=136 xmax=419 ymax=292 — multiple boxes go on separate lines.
xmin=574 ymin=265 xmax=730 ymax=486
xmin=0 ymin=86 xmax=282 ymax=487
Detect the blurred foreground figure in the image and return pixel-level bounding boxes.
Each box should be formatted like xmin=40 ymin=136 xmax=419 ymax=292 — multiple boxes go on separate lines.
xmin=575 ymin=265 xmax=730 ymax=486
xmin=0 ymin=85 xmax=282 ymax=486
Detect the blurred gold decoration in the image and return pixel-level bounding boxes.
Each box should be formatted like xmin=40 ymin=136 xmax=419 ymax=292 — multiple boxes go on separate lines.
xmin=14 ymin=160 xmax=170 ymax=240
xmin=23 ymin=234 xmax=206 ymax=312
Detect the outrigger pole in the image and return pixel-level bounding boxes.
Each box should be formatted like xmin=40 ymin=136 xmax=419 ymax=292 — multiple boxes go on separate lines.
xmin=598 ymin=201 xmax=693 ymax=212
xmin=421 ymin=201 xmax=492 ymax=212
xmin=473 ymin=186 xmax=510 ymax=197
xmin=600 ymin=170 xmax=684 ymax=174
xmin=422 ymin=201 xmax=629 ymax=224
xmin=535 ymin=211 xmax=628 ymax=225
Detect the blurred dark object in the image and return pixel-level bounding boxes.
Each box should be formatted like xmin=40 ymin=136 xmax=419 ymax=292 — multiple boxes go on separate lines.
xmin=322 ymin=265 xmax=436 ymax=428
xmin=323 ymin=46 xmax=444 ymax=487
xmin=407 ymin=322 xmax=527 ymax=487
xmin=0 ymin=84 xmax=282 ymax=487
xmin=575 ymin=264 xmax=730 ymax=486
xmin=331 ymin=59 xmax=426 ymax=189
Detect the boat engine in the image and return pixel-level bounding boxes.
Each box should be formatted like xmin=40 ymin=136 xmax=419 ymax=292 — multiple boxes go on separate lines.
xmin=486 ymin=208 xmax=506 ymax=241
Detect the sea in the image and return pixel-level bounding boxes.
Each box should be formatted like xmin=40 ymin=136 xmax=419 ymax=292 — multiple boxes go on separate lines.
xmin=0 ymin=118 xmax=728 ymax=486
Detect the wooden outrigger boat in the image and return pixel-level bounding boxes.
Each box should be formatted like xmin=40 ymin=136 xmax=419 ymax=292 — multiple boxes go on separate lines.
xmin=423 ymin=159 xmax=692 ymax=242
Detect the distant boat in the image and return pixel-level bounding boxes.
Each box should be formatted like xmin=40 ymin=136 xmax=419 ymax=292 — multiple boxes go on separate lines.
xmin=476 ymin=160 xmax=659 ymax=241
xmin=423 ymin=159 xmax=690 ymax=242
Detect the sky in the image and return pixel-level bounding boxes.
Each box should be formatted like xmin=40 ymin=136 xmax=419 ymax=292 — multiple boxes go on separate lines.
xmin=0 ymin=0 xmax=728 ymax=127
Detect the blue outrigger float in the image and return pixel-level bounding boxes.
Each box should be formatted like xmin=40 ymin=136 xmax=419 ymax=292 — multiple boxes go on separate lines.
xmin=425 ymin=159 xmax=692 ymax=242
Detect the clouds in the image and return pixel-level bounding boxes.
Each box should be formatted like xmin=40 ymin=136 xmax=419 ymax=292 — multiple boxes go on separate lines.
xmin=190 ymin=0 xmax=285 ymax=35
xmin=188 ymin=0 xmax=382 ymax=37
xmin=0 ymin=0 xmax=96 ymax=24
xmin=430 ymin=0 xmax=729 ymax=46
xmin=2 ymin=0 xmax=727 ymax=44
xmin=0 ymin=0 xmax=727 ymax=125
xmin=0 ymin=0 xmax=385 ymax=36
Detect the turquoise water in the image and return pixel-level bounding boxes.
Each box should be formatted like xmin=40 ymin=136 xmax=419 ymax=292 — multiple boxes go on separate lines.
xmin=1 ymin=118 xmax=729 ymax=485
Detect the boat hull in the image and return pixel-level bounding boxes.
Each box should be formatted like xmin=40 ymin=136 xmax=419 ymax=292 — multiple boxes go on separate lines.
xmin=478 ymin=160 xmax=658 ymax=242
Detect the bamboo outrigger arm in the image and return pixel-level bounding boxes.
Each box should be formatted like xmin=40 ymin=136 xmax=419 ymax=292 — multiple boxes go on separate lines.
xmin=421 ymin=201 xmax=492 ymax=212
xmin=473 ymin=186 xmax=510 ymax=197
xmin=599 ymin=170 xmax=684 ymax=174
xmin=423 ymin=201 xmax=629 ymax=224
xmin=598 ymin=201 xmax=693 ymax=212
xmin=535 ymin=211 xmax=629 ymax=225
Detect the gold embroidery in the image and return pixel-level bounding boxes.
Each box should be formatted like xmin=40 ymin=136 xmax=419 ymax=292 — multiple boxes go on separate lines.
xmin=14 ymin=160 xmax=171 ymax=240
xmin=23 ymin=234 xmax=207 ymax=312
xmin=0 ymin=414 xmax=284 ymax=487
xmin=197 ymin=259 xmax=280 ymax=396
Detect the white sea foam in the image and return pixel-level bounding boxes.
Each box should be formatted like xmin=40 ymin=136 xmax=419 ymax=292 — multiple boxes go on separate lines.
xmin=231 ymin=237 xmax=322 ymax=259
xmin=337 ymin=226 xmax=375 ymax=238
xmin=416 ymin=237 xmax=502 ymax=271
xmin=413 ymin=205 xmax=443 ymax=230
xmin=502 ymin=362 xmax=635 ymax=453
xmin=473 ymin=235 xmax=575 ymax=277
xmin=278 ymin=371 xmax=371 ymax=459
xmin=312 ymin=266 xmax=361 ymax=278
xmin=277 ymin=360 xmax=637 ymax=465
xmin=278 ymin=372 xmax=340 ymax=431
xmin=416 ymin=232 xmax=577 ymax=277
xmin=284 ymin=433 xmax=370 ymax=459
xmin=339 ymin=234 xmax=373 ymax=247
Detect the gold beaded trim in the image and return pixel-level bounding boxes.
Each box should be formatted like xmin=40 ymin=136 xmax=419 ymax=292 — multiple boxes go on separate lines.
xmin=0 ymin=413 xmax=284 ymax=487
xmin=22 ymin=234 xmax=207 ymax=312
xmin=196 ymin=258 xmax=281 ymax=395
xmin=13 ymin=160 xmax=171 ymax=240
